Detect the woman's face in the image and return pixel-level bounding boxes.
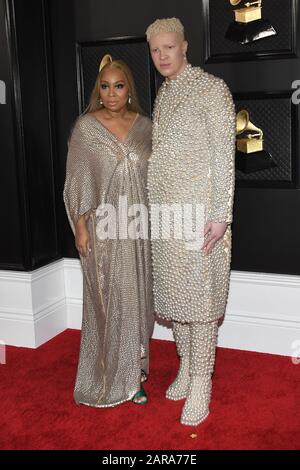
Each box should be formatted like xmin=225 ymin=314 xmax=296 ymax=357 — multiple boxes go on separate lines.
xmin=99 ymin=67 xmax=129 ymax=113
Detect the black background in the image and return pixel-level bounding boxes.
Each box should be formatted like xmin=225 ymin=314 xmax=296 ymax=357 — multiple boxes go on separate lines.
xmin=1 ymin=0 xmax=300 ymax=274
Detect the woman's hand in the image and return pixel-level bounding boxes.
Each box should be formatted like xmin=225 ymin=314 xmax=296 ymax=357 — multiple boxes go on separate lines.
xmin=75 ymin=216 xmax=91 ymax=257
xmin=202 ymin=221 xmax=228 ymax=256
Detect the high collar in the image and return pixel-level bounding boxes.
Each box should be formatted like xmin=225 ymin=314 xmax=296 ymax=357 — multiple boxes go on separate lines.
xmin=164 ymin=63 xmax=193 ymax=87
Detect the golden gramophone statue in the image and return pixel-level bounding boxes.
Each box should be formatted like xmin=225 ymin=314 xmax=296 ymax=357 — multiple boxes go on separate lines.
xmin=226 ymin=0 xmax=277 ymax=44
xmin=235 ymin=109 xmax=276 ymax=173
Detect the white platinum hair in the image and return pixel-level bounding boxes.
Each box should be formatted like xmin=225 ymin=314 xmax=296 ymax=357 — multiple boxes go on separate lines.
xmin=146 ymin=17 xmax=185 ymax=42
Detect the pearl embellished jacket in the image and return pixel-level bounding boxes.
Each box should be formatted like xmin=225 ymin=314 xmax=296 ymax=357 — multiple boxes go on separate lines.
xmin=147 ymin=64 xmax=236 ymax=323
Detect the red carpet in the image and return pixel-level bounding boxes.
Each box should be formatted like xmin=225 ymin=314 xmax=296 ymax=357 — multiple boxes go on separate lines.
xmin=0 ymin=329 xmax=299 ymax=450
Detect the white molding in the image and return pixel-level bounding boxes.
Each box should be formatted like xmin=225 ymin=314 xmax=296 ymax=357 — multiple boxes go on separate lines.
xmin=217 ymin=271 xmax=300 ymax=356
xmin=0 ymin=260 xmax=67 ymax=348
xmin=63 ymin=258 xmax=83 ymax=330
xmin=0 ymin=261 xmax=300 ymax=356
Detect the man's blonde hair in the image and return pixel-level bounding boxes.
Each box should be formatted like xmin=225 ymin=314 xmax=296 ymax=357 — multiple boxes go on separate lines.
xmin=146 ymin=17 xmax=185 ymax=42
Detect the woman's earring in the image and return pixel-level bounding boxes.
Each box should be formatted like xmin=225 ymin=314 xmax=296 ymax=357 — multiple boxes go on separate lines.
xmin=99 ymin=97 xmax=103 ymax=105
xmin=128 ymin=95 xmax=132 ymax=105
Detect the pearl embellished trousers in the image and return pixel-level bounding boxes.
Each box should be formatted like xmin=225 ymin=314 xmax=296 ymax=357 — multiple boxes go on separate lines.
xmin=165 ymin=322 xmax=190 ymax=400
xmin=170 ymin=320 xmax=219 ymax=425
xmin=172 ymin=320 xmax=218 ymax=376
xmin=189 ymin=320 xmax=218 ymax=377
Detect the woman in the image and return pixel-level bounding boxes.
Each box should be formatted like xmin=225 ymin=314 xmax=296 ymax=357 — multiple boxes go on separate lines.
xmin=63 ymin=54 xmax=154 ymax=407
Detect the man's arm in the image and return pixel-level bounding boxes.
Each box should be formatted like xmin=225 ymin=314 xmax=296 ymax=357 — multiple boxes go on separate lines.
xmin=207 ymin=78 xmax=236 ymax=224
xmin=202 ymin=78 xmax=236 ymax=255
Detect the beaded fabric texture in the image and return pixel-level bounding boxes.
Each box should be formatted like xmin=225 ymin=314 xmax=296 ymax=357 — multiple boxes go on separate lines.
xmin=147 ymin=64 xmax=236 ymax=324
xmin=166 ymin=322 xmax=190 ymax=400
xmin=63 ymin=114 xmax=154 ymax=407
xmin=181 ymin=320 xmax=218 ymax=426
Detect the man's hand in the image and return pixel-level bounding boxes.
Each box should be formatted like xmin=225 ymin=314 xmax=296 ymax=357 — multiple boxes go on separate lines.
xmin=202 ymin=221 xmax=228 ymax=256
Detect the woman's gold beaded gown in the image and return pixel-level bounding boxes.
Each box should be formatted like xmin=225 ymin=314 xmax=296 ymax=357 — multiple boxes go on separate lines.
xmin=64 ymin=113 xmax=154 ymax=408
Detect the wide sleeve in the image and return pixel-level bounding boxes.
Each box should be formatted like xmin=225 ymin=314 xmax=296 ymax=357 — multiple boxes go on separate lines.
xmin=63 ymin=117 xmax=98 ymax=234
xmin=206 ymin=78 xmax=236 ymax=224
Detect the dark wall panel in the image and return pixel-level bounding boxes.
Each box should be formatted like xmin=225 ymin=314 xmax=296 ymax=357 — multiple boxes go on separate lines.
xmin=48 ymin=0 xmax=78 ymax=258
xmin=0 ymin=0 xmax=61 ymax=270
xmin=232 ymin=189 xmax=300 ymax=274
xmin=0 ymin=0 xmax=25 ymax=269
xmin=2 ymin=0 xmax=300 ymax=274
xmin=14 ymin=0 xmax=59 ymax=268
xmin=53 ymin=0 xmax=208 ymax=259
xmin=64 ymin=0 xmax=300 ymax=274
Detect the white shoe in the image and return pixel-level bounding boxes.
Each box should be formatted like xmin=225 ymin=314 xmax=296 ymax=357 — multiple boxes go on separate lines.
xmin=180 ymin=375 xmax=211 ymax=426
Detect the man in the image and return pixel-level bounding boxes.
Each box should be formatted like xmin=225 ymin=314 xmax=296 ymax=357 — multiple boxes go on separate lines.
xmin=146 ymin=18 xmax=236 ymax=426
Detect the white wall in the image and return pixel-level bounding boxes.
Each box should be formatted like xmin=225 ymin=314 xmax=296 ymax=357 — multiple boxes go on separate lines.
xmin=1 ymin=259 xmax=300 ymax=357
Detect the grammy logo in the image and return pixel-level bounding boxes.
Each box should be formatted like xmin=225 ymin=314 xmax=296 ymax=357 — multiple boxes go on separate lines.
xmin=225 ymin=0 xmax=277 ymax=44
xmin=236 ymin=109 xmax=263 ymax=153
xmin=235 ymin=109 xmax=276 ymax=173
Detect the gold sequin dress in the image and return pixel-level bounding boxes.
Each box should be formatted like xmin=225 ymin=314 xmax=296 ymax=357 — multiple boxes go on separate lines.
xmin=147 ymin=64 xmax=236 ymax=324
xmin=63 ymin=113 xmax=154 ymax=407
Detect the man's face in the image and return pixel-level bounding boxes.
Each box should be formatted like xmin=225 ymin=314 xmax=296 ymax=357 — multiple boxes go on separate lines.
xmin=149 ymin=32 xmax=188 ymax=80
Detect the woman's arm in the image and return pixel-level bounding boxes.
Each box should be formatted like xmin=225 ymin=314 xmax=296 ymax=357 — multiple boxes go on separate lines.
xmin=75 ymin=213 xmax=91 ymax=257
